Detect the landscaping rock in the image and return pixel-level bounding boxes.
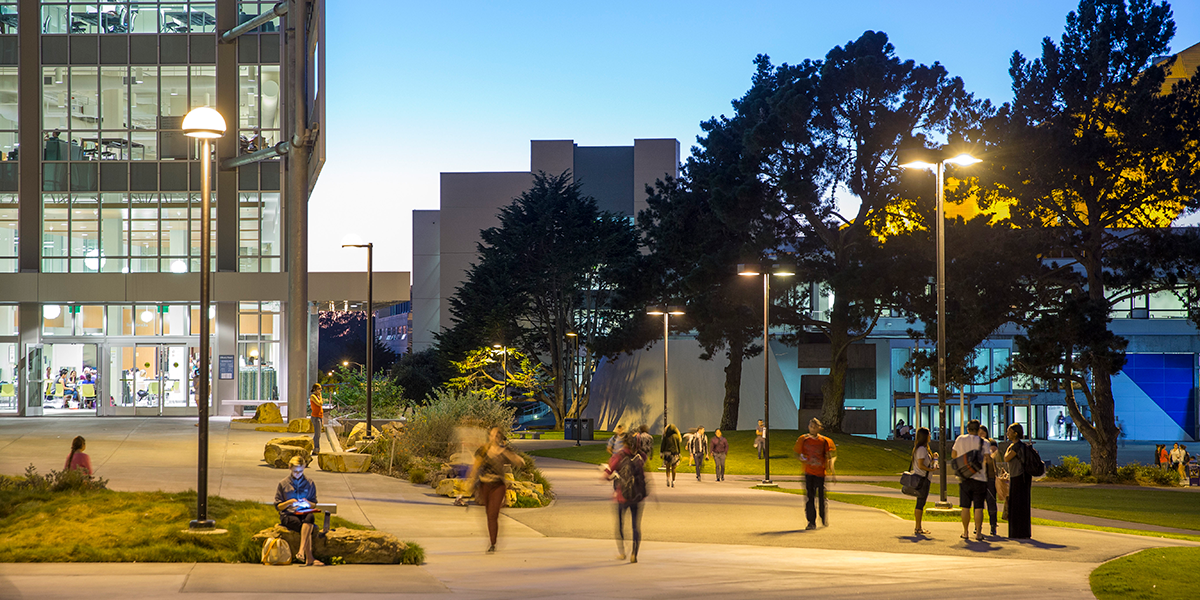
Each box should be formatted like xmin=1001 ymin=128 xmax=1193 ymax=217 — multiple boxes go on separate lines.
xmin=347 ymin=422 xmax=382 ymax=447
xmin=264 ymin=444 xmax=312 ymax=468
xmin=254 ymin=425 xmax=289 ymax=433
xmin=267 ymin=436 xmax=314 ymax=453
xmin=250 ymin=403 xmax=285 ymax=424
xmin=434 ymin=477 xmax=473 ymax=498
xmin=317 ymin=452 xmax=372 ymax=473
xmin=380 ymin=421 xmax=406 ymax=438
xmin=287 ymin=418 xmax=313 ymax=433
xmin=252 ymin=525 xmax=409 ymax=564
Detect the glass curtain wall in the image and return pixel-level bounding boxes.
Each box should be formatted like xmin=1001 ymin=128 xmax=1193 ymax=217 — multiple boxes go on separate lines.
xmin=237 ymin=301 xmax=278 ymax=402
xmin=41 ymin=2 xmax=217 ymax=35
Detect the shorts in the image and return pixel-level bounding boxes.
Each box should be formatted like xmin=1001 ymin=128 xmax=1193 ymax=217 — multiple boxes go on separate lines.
xmin=662 ymin=452 xmax=680 ymax=466
xmin=280 ymin=511 xmax=315 ymax=533
xmin=959 ymin=478 xmax=987 ymax=510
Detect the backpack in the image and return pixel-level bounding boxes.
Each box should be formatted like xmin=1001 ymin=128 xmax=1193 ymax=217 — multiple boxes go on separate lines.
xmin=615 ymin=452 xmax=647 ymax=503
xmin=635 ymin=432 xmax=653 ymax=460
xmin=260 ymin=536 xmax=292 ymax=566
xmin=951 ymin=437 xmax=985 ymax=480
xmin=1021 ymin=442 xmax=1046 ymax=478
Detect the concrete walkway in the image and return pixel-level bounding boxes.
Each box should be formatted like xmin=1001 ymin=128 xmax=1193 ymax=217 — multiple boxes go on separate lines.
xmin=1 ymin=417 xmax=1196 ymax=599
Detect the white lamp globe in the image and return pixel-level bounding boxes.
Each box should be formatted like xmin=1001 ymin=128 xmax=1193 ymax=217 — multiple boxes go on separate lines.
xmin=170 ymin=259 xmax=188 ymax=273
xmin=140 ymin=309 xmax=154 ymax=323
xmin=182 ymin=106 xmax=226 ymax=139
xmin=43 ymin=305 xmax=61 ymax=320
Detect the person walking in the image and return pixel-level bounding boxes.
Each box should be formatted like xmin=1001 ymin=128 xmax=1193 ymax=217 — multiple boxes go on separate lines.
xmin=712 ymin=429 xmax=729 ymax=482
xmin=952 ymin=419 xmax=988 ymax=542
xmin=606 ymin=424 xmax=627 ymax=456
xmin=604 ymin=432 xmax=647 ymax=563
xmin=633 ymin=424 xmax=654 ymax=461
xmin=1003 ymin=423 xmax=1033 ymax=539
xmin=795 ymin=418 xmax=837 ymax=529
xmin=64 ymin=435 xmax=93 ymax=476
xmin=660 ymin=423 xmax=682 ymax=487
xmin=909 ymin=427 xmax=936 ymax=536
xmin=755 ymin=419 xmax=767 ymax=459
xmin=308 ymin=383 xmax=324 ymax=455
xmin=469 ymin=426 xmax=526 ymax=553
xmin=688 ymin=426 xmax=710 ymax=481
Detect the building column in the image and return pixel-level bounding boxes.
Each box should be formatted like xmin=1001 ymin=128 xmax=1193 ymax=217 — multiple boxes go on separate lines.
xmin=215 ymin=301 xmax=238 ymax=415
xmin=215 ymin=0 xmax=239 ymax=273
xmin=17 ymin=0 xmax=40 ymax=273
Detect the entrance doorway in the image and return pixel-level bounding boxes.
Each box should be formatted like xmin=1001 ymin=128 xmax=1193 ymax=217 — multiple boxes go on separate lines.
xmin=41 ymin=343 xmax=100 ymax=416
xmin=110 ymin=344 xmax=204 ymax=416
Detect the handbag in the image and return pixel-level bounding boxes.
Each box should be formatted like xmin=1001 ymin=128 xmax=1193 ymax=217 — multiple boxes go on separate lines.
xmin=899 ymin=471 xmax=922 ymax=496
xmin=951 ymin=437 xmax=985 ymax=479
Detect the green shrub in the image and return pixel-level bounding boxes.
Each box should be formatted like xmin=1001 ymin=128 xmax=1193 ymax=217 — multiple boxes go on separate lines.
xmin=400 ymin=542 xmax=425 ymax=565
xmin=401 ymin=388 xmax=515 ymax=460
xmin=1045 ymin=456 xmax=1181 ymax=487
xmin=512 ymin=452 xmax=552 ymax=496
xmin=408 ymin=466 xmax=428 ymax=485
xmin=325 ymin=365 xmax=411 ymax=420
xmin=1045 ymin=455 xmax=1093 ymax=481
xmin=0 ymin=464 xmax=110 ymax=493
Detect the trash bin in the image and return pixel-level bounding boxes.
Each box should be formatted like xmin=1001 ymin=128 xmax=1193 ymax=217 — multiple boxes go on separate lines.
xmin=563 ymin=418 xmax=579 ymax=441
xmin=580 ymin=418 xmax=594 ymax=441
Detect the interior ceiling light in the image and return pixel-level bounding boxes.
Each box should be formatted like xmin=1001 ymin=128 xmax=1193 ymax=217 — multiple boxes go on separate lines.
xmin=140 ymin=309 xmax=154 ymax=323
xmin=43 ymin=305 xmax=61 ymax=320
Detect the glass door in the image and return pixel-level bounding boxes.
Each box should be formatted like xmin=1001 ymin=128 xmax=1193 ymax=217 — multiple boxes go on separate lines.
xmin=134 ymin=344 xmax=161 ymax=416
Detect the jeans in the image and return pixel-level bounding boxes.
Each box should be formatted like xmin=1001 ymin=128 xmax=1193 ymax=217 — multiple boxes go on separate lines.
xmin=311 ymin=416 xmax=322 ymax=453
xmin=985 ymin=478 xmax=998 ymax=531
xmin=615 ymin=501 xmax=643 ymax=557
xmin=693 ymin=453 xmax=705 ymax=479
xmin=714 ymin=453 xmax=726 ymax=481
xmin=805 ymin=473 xmax=827 ymax=525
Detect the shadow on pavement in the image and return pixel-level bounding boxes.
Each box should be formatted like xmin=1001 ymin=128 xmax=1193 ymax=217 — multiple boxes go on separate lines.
xmin=1013 ymin=538 xmax=1070 ymax=550
xmin=755 ymin=529 xmax=812 ymax=536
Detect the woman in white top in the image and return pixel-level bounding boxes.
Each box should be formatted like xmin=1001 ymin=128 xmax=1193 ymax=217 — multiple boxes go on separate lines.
xmin=911 ymin=427 xmax=938 ymax=536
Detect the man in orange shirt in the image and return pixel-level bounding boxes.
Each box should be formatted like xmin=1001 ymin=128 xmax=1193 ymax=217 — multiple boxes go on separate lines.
xmin=309 ymin=383 xmax=324 ymax=455
xmin=795 ymin=417 xmax=837 ymax=530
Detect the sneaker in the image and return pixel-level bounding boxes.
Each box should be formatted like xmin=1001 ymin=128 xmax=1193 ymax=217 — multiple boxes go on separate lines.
xmin=630 ymin=555 xmax=638 ymax=564
xmin=805 ymin=523 xmax=817 ymax=531
xmin=486 ymin=544 xmax=496 ymax=554
xmin=616 ymin=553 xmax=626 ymax=561
xmin=990 ymin=527 xmax=998 ymax=537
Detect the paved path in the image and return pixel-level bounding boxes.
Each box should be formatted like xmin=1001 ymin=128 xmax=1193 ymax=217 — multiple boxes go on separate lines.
xmin=1 ymin=417 xmax=1196 ymax=599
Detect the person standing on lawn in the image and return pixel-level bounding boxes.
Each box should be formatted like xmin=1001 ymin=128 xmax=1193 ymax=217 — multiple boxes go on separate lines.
xmin=755 ymin=419 xmax=767 ymax=459
xmin=309 ymin=383 xmax=324 ymax=455
xmin=660 ymin=423 xmax=682 ymax=487
xmin=469 ymin=426 xmax=526 ymax=553
xmin=1003 ymin=423 xmax=1033 ymax=539
xmin=606 ymin=423 xmax=627 ymax=456
xmin=604 ymin=432 xmax=647 ymax=563
xmin=795 ymin=418 xmax=837 ymax=529
xmin=688 ymin=426 xmax=710 ymax=481
xmin=711 ymin=429 xmax=729 ymax=482
xmin=952 ymin=419 xmax=989 ymax=542
xmin=910 ymin=427 xmax=936 ymax=536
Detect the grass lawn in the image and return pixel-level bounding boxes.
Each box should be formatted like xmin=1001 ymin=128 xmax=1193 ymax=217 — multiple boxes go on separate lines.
xmin=1091 ymin=547 xmax=1200 ymax=600
xmin=529 ymin=429 xmax=913 ymax=476
xmin=862 ymin=481 xmax=1200 ymax=532
xmin=757 ymin=486 xmax=1200 ymax=542
xmin=0 ymin=488 xmax=367 ymax=563
xmin=519 ymin=430 xmax=613 ymax=441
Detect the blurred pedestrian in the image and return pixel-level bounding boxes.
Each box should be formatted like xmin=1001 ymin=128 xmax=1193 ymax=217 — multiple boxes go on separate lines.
xmin=1155 ymin=444 xmax=1167 ymax=470
xmin=660 ymin=423 xmax=682 ymax=487
xmin=1064 ymin=419 xmax=1074 ymax=441
xmin=633 ymin=424 xmax=653 ymax=461
xmin=712 ymin=429 xmax=729 ymax=482
xmin=755 ymin=419 xmax=767 ymax=459
xmin=682 ymin=429 xmax=695 ymax=467
xmin=469 ymin=426 xmax=526 ymax=553
xmin=795 ymin=418 xmax=837 ymax=529
xmin=688 ymin=426 xmax=710 ymax=481
xmin=606 ymin=424 xmax=627 ymax=456
xmin=64 ymin=435 xmax=92 ymax=476
xmin=1003 ymin=423 xmax=1032 ymax=539
xmin=910 ymin=427 xmax=936 ymax=536
xmin=604 ymin=432 xmax=647 ymax=563
xmin=308 ymin=383 xmax=324 ymax=455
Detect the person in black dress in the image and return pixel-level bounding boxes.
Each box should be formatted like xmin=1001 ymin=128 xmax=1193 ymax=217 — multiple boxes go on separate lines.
xmin=1003 ymin=423 xmax=1032 ymax=539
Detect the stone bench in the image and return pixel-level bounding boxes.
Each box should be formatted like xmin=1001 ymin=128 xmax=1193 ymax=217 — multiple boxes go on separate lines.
xmin=515 ymin=431 xmax=542 ymax=440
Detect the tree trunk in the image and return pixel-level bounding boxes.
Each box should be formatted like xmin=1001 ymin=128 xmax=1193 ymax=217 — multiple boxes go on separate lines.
xmin=1087 ymin=370 xmax=1120 ymax=481
xmin=820 ymin=326 xmax=852 ymax=433
xmin=720 ymin=345 xmax=744 ymax=431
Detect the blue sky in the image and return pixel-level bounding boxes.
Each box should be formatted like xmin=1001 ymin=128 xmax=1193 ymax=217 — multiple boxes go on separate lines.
xmin=308 ymin=0 xmax=1200 ymax=272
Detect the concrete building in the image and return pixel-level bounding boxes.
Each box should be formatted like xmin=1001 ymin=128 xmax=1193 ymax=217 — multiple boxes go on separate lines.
xmin=0 ymin=1 xmax=407 ymax=419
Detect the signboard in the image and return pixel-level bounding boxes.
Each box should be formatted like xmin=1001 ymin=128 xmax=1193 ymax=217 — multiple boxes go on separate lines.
xmin=218 ymin=355 xmax=236 ymax=380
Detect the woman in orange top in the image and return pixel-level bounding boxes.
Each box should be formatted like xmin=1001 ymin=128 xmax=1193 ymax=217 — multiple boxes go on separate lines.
xmin=64 ymin=435 xmax=92 ymax=476
xmin=309 ymin=383 xmax=324 ymax=455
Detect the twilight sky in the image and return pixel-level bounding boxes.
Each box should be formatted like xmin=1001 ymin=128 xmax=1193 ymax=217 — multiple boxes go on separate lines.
xmin=307 ymin=0 xmax=1200 ymax=273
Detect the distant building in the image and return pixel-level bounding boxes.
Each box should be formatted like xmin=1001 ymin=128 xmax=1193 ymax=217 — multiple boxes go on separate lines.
xmin=375 ymin=301 xmax=411 ymax=357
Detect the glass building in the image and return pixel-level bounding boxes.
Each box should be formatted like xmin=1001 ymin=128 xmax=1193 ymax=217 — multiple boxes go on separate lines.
xmin=0 ymin=1 xmax=340 ymax=418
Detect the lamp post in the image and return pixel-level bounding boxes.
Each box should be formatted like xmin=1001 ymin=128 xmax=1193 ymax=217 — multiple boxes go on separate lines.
xmin=738 ymin=261 xmax=794 ymax=486
xmin=646 ymin=306 xmax=684 ymax=432
xmin=182 ymin=106 xmax=225 ymax=530
xmin=898 ymin=148 xmax=981 ymax=507
xmin=342 ymin=241 xmax=374 ymax=439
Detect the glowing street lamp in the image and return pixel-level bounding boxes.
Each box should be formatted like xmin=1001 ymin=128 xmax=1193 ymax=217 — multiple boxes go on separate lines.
xmin=898 ymin=147 xmax=981 ymax=508
xmin=646 ymin=305 xmax=685 ymax=431
xmin=342 ymin=240 xmax=375 ymax=440
xmin=182 ymin=106 xmax=225 ymax=531
xmin=738 ymin=260 xmax=794 ymax=486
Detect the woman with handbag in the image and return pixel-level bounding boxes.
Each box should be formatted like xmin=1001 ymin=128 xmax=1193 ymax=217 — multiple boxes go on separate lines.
xmin=909 ymin=427 xmax=937 ymax=536
xmin=1003 ymin=423 xmax=1033 ymax=539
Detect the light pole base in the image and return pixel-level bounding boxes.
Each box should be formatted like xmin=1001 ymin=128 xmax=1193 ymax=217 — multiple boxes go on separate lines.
xmin=927 ymin=502 xmax=957 ymax=516
xmin=759 ymin=480 xmax=777 ymax=488
xmin=187 ymin=519 xmax=218 ymax=530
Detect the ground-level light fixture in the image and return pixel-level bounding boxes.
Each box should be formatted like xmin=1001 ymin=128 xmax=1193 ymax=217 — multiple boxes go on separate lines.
xmin=898 ymin=146 xmax=982 ymax=508
xmin=183 ymin=105 xmax=226 ymax=531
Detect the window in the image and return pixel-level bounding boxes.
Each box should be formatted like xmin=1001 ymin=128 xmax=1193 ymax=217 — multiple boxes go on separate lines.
xmin=41 ymin=2 xmax=216 ymax=35
xmin=0 ymin=194 xmax=14 ymax=272
xmin=238 ymin=301 xmax=279 ymax=402
xmin=238 ymin=192 xmax=279 ymax=272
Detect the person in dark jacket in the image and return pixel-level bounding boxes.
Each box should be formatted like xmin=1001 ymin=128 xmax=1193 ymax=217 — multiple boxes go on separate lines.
xmin=1003 ymin=423 xmax=1033 ymax=539
xmin=660 ymin=423 xmax=682 ymax=487
xmin=604 ymin=433 xmax=647 ymax=563
xmin=275 ymin=456 xmax=321 ymax=566
xmin=711 ymin=429 xmax=729 ymax=481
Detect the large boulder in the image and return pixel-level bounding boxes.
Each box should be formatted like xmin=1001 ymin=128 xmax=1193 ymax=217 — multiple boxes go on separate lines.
xmin=287 ymin=418 xmax=314 ymax=433
xmin=252 ymin=525 xmax=410 ymax=564
xmin=347 ymin=422 xmax=382 ymax=447
xmin=250 ymin=403 xmax=284 ymax=424
xmin=434 ymin=477 xmax=473 ymax=498
xmin=380 ymin=421 xmax=406 ymax=439
xmin=267 ymin=435 xmax=314 ymax=453
xmin=264 ymin=444 xmax=312 ymax=468
xmin=318 ymin=452 xmax=372 ymax=473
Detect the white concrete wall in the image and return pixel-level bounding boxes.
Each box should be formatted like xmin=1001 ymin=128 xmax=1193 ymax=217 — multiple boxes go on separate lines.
xmin=411 ymin=210 xmax=440 ymax=353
